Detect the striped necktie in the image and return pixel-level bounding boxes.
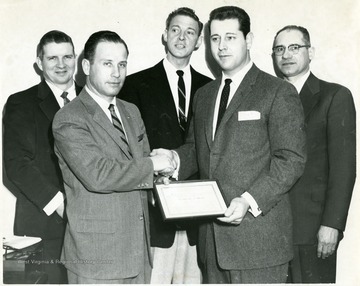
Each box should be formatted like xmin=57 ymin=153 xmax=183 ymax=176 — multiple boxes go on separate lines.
xmin=60 ymin=91 xmax=70 ymax=105
xmin=108 ymin=104 xmax=132 ymax=157
xmin=176 ymin=70 xmax=186 ymax=136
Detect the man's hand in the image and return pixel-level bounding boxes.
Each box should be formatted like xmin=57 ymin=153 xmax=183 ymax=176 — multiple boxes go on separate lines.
xmin=150 ymin=148 xmax=178 ymax=176
xmin=154 ymin=176 xmax=172 ymax=185
xmin=217 ymin=197 xmax=250 ymax=225
xmin=55 ymin=201 xmax=65 ymax=218
xmin=317 ymin=225 xmax=339 ymax=259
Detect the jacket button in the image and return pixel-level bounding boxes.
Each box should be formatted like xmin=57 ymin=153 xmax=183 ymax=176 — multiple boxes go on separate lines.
xmin=139 ymin=215 xmax=144 ymax=220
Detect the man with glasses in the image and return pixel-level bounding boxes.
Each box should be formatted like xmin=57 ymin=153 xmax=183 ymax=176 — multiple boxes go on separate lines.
xmin=272 ymin=25 xmax=356 ymax=283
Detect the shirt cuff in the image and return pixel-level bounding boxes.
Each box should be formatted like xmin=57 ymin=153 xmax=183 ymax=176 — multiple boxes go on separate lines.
xmin=241 ymin=192 xmax=262 ymax=217
xmin=43 ymin=191 xmax=65 ymax=216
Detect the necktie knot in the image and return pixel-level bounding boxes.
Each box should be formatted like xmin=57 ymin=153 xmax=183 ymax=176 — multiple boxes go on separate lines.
xmin=176 ymin=70 xmax=184 ymax=77
xmin=224 ymin=78 xmax=232 ymax=86
xmin=60 ymin=91 xmax=70 ymax=105
xmin=108 ymin=103 xmax=115 ymax=113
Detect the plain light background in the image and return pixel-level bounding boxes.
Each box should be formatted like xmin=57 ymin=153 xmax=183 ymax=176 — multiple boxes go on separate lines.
xmin=1 ymin=0 xmax=359 ymax=284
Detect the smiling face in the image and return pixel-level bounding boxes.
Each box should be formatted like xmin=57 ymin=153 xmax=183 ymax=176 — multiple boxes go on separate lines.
xmin=210 ymin=18 xmax=252 ymax=77
xmin=163 ymin=15 xmax=202 ymax=65
xmin=82 ymin=41 xmax=128 ymax=102
xmin=273 ymin=29 xmax=314 ymax=82
xmin=36 ymin=42 xmax=75 ymax=90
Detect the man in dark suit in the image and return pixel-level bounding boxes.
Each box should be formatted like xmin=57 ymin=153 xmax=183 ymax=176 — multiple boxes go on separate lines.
xmin=119 ymin=7 xmax=211 ymax=284
xmin=153 ymin=6 xmax=306 ymax=283
xmin=272 ymin=25 xmax=356 ymax=283
xmin=3 ymin=30 xmax=81 ymax=284
xmin=52 ymin=30 xmax=174 ymax=284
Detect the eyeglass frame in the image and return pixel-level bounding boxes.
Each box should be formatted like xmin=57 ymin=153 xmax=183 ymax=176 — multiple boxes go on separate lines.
xmin=272 ymin=44 xmax=311 ymax=56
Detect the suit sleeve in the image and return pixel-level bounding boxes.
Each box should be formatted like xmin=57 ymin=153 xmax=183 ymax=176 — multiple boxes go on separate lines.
xmin=248 ymin=83 xmax=307 ymax=214
xmin=322 ymin=87 xmax=356 ymax=231
xmin=3 ymin=96 xmax=61 ymax=210
xmin=52 ymin=107 xmax=154 ymax=194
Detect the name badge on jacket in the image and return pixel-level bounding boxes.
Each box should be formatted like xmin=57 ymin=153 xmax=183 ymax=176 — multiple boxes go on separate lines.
xmin=238 ymin=111 xmax=261 ymax=121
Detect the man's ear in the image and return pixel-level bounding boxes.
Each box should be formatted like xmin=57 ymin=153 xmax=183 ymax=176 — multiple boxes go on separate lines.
xmin=245 ymin=32 xmax=254 ymax=50
xmin=36 ymin=57 xmax=43 ymax=71
xmin=195 ymin=35 xmax=203 ymax=50
xmin=308 ymin=46 xmax=315 ymax=61
xmin=163 ymin=30 xmax=168 ymax=43
xmin=82 ymin=58 xmax=90 ymax=76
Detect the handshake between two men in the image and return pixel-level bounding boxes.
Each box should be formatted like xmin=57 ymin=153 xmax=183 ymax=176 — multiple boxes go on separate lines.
xmin=148 ymin=148 xmax=251 ymax=226
xmin=149 ymin=148 xmax=178 ymax=177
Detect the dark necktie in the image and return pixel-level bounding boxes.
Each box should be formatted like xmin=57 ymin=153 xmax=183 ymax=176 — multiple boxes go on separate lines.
xmin=216 ymin=78 xmax=232 ymax=132
xmin=108 ymin=104 xmax=132 ymax=157
xmin=60 ymin=91 xmax=70 ymax=105
xmin=176 ymin=70 xmax=187 ymax=135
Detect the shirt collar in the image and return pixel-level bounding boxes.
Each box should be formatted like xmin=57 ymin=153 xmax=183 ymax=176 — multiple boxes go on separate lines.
xmin=221 ymin=61 xmax=253 ymax=87
xmin=289 ymin=70 xmax=311 ymax=93
xmin=85 ymin=85 xmax=117 ymax=111
xmin=163 ymin=57 xmax=191 ymax=77
xmin=46 ymin=80 xmax=75 ymax=97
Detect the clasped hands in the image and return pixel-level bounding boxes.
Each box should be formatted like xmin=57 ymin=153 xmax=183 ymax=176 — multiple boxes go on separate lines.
xmin=149 ymin=148 xmax=178 ymax=177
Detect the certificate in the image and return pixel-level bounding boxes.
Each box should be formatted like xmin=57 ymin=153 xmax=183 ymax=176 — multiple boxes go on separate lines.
xmin=154 ymin=180 xmax=227 ymax=221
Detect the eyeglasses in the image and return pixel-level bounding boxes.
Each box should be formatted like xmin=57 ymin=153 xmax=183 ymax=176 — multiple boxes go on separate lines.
xmin=272 ymin=44 xmax=310 ymax=56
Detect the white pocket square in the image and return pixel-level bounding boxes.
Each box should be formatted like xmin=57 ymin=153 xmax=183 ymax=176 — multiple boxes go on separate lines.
xmin=238 ymin=111 xmax=261 ymax=121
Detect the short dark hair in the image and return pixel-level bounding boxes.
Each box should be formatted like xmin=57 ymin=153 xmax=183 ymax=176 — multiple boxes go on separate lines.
xmin=84 ymin=30 xmax=129 ymax=64
xmin=274 ymin=25 xmax=311 ymax=46
xmin=209 ymin=6 xmax=251 ymax=38
xmin=166 ymin=7 xmax=203 ymax=36
xmin=37 ymin=30 xmax=74 ymax=60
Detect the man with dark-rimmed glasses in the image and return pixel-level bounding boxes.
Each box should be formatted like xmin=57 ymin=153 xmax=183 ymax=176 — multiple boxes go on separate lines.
xmin=272 ymin=25 xmax=356 ymax=283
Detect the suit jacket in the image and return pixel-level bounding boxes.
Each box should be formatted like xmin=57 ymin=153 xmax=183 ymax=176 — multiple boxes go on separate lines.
xmin=52 ymin=88 xmax=154 ymax=280
xmin=289 ymin=73 xmax=356 ymax=245
xmin=3 ymin=80 xmax=81 ymax=239
xmin=119 ymin=60 xmax=211 ymax=247
xmin=177 ymin=64 xmax=307 ymax=270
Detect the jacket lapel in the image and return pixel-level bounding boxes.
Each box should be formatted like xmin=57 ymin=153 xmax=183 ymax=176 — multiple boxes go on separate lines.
xmin=299 ymin=73 xmax=320 ymax=120
xmin=80 ymin=90 xmax=133 ymax=160
xmin=116 ymin=100 xmax=140 ymax=158
xmin=38 ymin=81 xmax=60 ymax=121
xmin=204 ymin=79 xmax=221 ymax=148
xmin=213 ymin=65 xmax=259 ymax=141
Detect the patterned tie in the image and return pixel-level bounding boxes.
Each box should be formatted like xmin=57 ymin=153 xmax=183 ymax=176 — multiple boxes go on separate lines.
xmin=176 ymin=70 xmax=187 ymax=136
xmin=216 ymin=78 xmax=232 ymax=132
xmin=60 ymin=91 xmax=70 ymax=105
xmin=108 ymin=104 xmax=132 ymax=157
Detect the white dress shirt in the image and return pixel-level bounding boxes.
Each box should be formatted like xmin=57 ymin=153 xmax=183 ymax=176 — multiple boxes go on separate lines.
xmin=212 ymin=61 xmax=253 ymax=139
xmin=46 ymin=80 xmax=77 ymax=108
xmin=163 ymin=58 xmax=192 ymax=119
xmin=288 ymin=70 xmax=310 ymax=93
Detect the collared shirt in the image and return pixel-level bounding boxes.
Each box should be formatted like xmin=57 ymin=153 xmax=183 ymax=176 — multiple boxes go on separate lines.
xmin=163 ymin=58 xmax=192 ymax=119
xmin=212 ymin=61 xmax=253 ymax=139
xmin=290 ymin=70 xmax=311 ymax=93
xmin=46 ymin=80 xmax=76 ymax=108
xmin=85 ymin=86 xmax=129 ymax=141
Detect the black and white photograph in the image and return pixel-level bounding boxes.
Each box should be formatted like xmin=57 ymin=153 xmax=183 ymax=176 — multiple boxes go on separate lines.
xmin=1 ymin=0 xmax=359 ymax=284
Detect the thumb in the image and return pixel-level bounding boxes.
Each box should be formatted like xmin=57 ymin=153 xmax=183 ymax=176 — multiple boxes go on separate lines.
xmin=224 ymin=202 xmax=235 ymax=217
